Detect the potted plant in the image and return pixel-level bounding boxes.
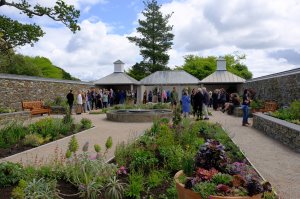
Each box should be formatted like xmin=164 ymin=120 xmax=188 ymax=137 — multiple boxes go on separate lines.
xmin=174 ymin=139 xmax=275 ymax=199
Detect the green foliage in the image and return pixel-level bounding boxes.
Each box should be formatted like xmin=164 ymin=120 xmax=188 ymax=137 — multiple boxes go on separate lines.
xmin=178 ymin=54 xmax=253 ymax=80
xmin=0 ymin=162 xmax=24 ymax=187
xmin=11 ymin=179 xmax=27 ymax=199
xmin=125 ymin=172 xmax=144 ymax=198
xmin=159 ymin=145 xmax=184 ymax=172
xmin=28 ymin=118 xmax=61 ymax=140
xmin=0 ymin=54 xmax=79 ymax=80
xmin=182 ymin=150 xmax=195 ymax=177
xmin=147 ymin=170 xmax=168 ymax=188
xmin=250 ymin=99 xmax=264 ymax=110
xmin=94 ymin=144 xmax=101 ymax=153
xmin=0 ymin=121 xmax=27 ymax=148
xmin=212 ymin=173 xmax=233 ymax=185
xmin=105 ymin=176 xmax=127 ymax=199
xmin=68 ymin=135 xmax=79 ymax=153
xmin=23 ymin=133 xmax=45 ymax=147
xmin=192 ymin=182 xmax=216 ymax=199
xmin=80 ymin=118 xmax=93 ymax=129
xmin=23 ymin=178 xmax=58 ymax=199
xmin=115 ymin=141 xmax=134 ymax=167
xmin=271 ymin=100 xmax=300 ymax=123
xmin=105 ymin=136 xmax=113 ymax=149
xmin=127 ymin=0 xmax=174 ymax=79
xmin=130 ymin=148 xmax=158 ymax=172
xmin=0 ymin=106 xmax=15 ymax=113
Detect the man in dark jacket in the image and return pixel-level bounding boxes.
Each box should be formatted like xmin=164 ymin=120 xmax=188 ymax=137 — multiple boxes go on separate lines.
xmin=194 ymin=88 xmax=204 ymax=120
xmin=66 ymin=90 xmax=74 ymax=114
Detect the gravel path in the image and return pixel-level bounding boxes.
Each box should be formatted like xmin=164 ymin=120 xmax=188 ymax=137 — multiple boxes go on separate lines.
xmin=209 ymin=109 xmax=300 ymax=199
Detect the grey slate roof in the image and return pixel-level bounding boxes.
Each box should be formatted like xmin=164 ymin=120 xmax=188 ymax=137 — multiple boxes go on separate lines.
xmin=94 ymin=72 xmax=139 ymax=85
xmin=140 ymin=71 xmax=200 ymax=85
xmin=113 ymin=60 xmax=124 ymax=64
xmin=201 ymin=71 xmax=245 ymax=83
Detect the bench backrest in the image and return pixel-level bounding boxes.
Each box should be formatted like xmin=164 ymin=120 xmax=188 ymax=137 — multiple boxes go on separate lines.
xmin=22 ymin=101 xmax=44 ymax=110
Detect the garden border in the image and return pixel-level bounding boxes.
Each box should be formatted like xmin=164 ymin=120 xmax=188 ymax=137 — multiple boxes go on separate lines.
xmin=0 ymin=126 xmax=96 ymax=163
xmin=253 ymin=113 xmax=300 ymax=152
xmin=0 ymin=111 xmax=30 ymax=126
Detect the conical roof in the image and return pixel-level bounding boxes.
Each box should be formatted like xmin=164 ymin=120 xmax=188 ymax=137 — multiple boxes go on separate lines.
xmin=94 ymin=72 xmax=139 ymax=85
xmin=201 ymin=70 xmax=245 ymax=83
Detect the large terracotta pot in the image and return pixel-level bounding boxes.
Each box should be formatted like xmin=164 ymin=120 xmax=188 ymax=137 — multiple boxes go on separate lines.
xmin=174 ymin=170 xmax=262 ymax=199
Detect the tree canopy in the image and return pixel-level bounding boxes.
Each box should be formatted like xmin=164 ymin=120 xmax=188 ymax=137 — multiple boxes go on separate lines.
xmin=127 ymin=0 xmax=174 ymax=80
xmin=0 ymin=54 xmax=79 ymax=80
xmin=177 ymin=54 xmax=253 ymax=80
xmin=0 ymin=0 xmax=80 ymax=53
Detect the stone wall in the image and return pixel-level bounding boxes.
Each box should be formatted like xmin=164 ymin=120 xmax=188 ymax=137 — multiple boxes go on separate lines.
xmin=253 ymin=113 xmax=300 ymax=152
xmin=0 ymin=74 xmax=94 ymax=111
xmin=0 ymin=111 xmax=31 ymax=126
xmin=243 ymin=68 xmax=300 ymax=106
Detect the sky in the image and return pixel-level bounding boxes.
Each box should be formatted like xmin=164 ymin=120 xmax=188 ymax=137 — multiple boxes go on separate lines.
xmin=1 ymin=0 xmax=300 ymax=81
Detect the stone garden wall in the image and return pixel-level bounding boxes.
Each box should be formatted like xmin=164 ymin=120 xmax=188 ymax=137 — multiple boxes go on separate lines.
xmin=243 ymin=68 xmax=300 ymax=107
xmin=253 ymin=113 xmax=300 ymax=152
xmin=0 ymin=111 xmax=31 ymax=126
xmin=0 ymin=74 xmax=94 ymax=111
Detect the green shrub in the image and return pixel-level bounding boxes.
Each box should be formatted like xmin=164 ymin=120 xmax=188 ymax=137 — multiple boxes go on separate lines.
xmin=23 ymin=178 xmax=58 ymax=198
xmin=147 ymin=170 xmax=168 ymax=188
xmin=212 ymin=173 xmax=233 ymax=185
xmin=130 ymin=149 xmax=158 ymax=172
xmin=192 ymin=182 xmax=216 ymax=199
xmin=0 ymin=162 xmax=24 ymax=187
xmin=80 ymin=118 xmax=92 ymax=129
xmin=23 ymin=133 xmax=45 ymax=147
xmin=0 ymin=122 xmax=27 ymax=148
xmin=125 ymin=172 xmax=144 ymax=198
xmin=11 ymin=179 xmax=27 ymax=199
xmin=105 ymin=176 xmax=127 ymax=199
xmin=159 ymin=145 xmax=184 ymax=172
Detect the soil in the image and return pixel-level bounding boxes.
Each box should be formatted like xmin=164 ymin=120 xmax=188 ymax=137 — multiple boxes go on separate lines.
xmin=0 ymin=181 xmax=80 ymax=199
xmin=0 ymin=144 xmax=34 ymax=159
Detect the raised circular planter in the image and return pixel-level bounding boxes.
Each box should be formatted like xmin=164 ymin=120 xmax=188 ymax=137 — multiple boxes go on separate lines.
xmin=106 ymin=109 xmax=172 ymax=122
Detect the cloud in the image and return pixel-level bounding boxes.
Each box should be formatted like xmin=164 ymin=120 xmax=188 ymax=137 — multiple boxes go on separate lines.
xmin=7 ymin=0 xmax=300 ymax=81
xmin=269 ymin=49 xmax=300 ymax=65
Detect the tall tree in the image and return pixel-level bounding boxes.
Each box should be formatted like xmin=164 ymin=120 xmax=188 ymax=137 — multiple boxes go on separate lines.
xmin=177 ymin=54 xmax=253 ymax=80
xmin=0 ymin=0 xmax=80 ymax=53
xmin=127 ymin=0 xmax=174 ymax=79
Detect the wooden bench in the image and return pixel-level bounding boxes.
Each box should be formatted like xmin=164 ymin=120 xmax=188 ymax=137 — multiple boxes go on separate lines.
xmin=261 ymin=101 xmax=278 ymax=112
xmin=21 ymin=100 xmax=51 ymax=116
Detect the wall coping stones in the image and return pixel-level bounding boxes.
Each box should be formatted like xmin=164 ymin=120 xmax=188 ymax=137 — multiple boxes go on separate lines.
xmin=0 ymin=73 xmax=94 ymax=86
xmin=254 ymin=112 xmax=300 ymax=131
xmin=246 ymin=68 xmax=300 ymax=82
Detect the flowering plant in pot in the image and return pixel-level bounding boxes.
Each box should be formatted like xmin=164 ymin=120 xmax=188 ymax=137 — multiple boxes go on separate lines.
xmin=175 ymin=139 xmax=276 ymax=199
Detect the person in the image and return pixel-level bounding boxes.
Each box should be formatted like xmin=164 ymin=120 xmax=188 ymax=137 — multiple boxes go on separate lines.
xmin=76 ymin=90 xmax=83 ymax=114
xmin=208 ymin=91 xmax=213 ymax=107
xmin=66 ymin=90 xmax=74 ymax=114
xmin=143 ymin=90 xmax=147 ymax=104
xmin=102 ymin=91 xmax=108 ymax=108
xmin=202 ymin=87 xmax=209 ymax=120
xmin=194 ymin=88 xmax=204 ymax=120
xmin=212 ymin=89 xmax=219 ymax=110
xmin=242 ymin=89 xmax=251 ymax=126
xmin=148 ymin=90 xmax=153 ymax=103
xmin=82 ymin=91 xmax=86 ymax=113
xmin=181 ymin=91 xmax=191 ymax=118
xmin=162 ymin=90 xmax=167 ymax=103
xmin=191 ymin=88 xmax=196 ymax=117
xmin=170 ymin=87 xmax=178 ymax=110
xmin=222 ymin=93 xmax=240 ymax=114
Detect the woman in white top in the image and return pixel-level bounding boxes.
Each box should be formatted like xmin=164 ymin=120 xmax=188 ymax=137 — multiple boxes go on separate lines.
xmin=76 ymin=91 xmax=83 ymax=114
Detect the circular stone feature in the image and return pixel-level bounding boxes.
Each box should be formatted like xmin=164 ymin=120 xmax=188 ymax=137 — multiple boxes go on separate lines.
xmin=106 ymin=109 xmax=172 ymax=122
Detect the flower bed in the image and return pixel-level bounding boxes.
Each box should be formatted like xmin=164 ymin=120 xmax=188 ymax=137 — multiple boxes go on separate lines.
xmin=0 ymin=111 xmax=30 ymax=126
xmin=0 ymin=114 xmax=93 ymax=158
xmin=253 ymin=112 xmax=300 ymax=152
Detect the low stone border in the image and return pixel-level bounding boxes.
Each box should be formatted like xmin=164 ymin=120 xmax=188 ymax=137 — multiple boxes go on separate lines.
xmin=50 ymin=106 xmax=67 ymax=114
xmin=0 ymin=111 xmax=30 ymax=126
xmin=253 ymin=113 xmax=300 ymax=152
xmin=233 ymin=106 xmax=252 ymax=117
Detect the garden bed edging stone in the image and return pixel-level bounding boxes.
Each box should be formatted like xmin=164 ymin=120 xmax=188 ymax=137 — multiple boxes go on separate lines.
xmin=0 ymin=111 xmax=30 ymax=126
xmin=253 ymin=113 xmax=300 ymax=152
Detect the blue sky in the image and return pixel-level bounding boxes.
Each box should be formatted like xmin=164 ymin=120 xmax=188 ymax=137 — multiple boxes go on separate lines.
xmin=1 ymin=0 xmax=300 ymax=81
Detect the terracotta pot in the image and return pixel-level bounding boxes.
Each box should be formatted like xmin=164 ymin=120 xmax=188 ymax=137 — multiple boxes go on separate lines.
xmin=174 ymin=170 xmax=262 ymax=199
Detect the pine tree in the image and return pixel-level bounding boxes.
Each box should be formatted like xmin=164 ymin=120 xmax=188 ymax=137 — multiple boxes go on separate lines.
xmin=127 ymin=0 xmax=174 ymax=79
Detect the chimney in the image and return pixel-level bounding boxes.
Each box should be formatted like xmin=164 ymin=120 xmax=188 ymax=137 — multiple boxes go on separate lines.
xmin=113 ymin=60 xmax=124 ymax=73
xmin=216 ymin=57 xmax=226 ymax=71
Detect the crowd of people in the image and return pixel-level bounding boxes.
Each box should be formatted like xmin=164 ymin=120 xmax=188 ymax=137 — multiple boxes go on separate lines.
xmin=66 ymin=88 xmax=137 ymax=114
xmin=66 ymin=86 xmax=253 ymax=126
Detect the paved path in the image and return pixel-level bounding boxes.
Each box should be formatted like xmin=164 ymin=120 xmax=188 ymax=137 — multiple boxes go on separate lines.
xmin=209 ymin=109 xmax=300 ymax=199
xmin=1 ymin=111 xmax=299 ymax=198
